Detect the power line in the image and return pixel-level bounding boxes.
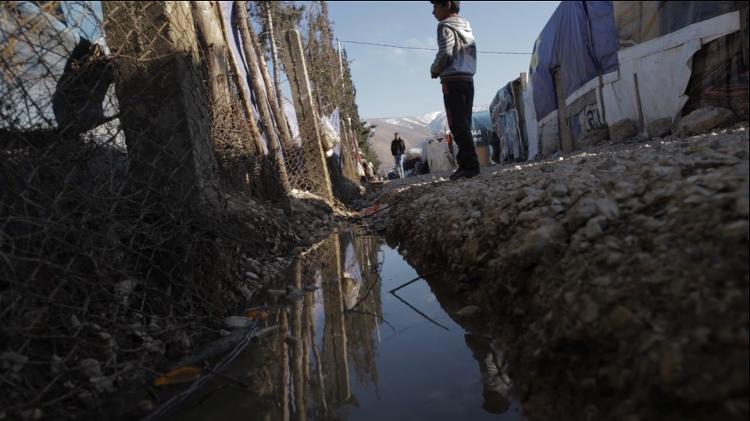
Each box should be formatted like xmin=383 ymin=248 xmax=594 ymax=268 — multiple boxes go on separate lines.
xmin=340 ymin=39 xmax=532 ymax=55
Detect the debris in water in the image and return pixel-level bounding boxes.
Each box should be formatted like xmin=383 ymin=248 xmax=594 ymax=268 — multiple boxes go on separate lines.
xmin=154 ymin=366 xmax=202 ymax=386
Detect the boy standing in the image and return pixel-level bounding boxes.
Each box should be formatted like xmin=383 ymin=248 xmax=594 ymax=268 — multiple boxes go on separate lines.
xmin=430 ymin=0 xmax=479 ymax=180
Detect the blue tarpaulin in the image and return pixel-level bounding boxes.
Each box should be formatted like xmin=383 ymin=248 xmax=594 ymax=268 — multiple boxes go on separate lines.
xmin=529 ymin=1 xmax=619 ymax=121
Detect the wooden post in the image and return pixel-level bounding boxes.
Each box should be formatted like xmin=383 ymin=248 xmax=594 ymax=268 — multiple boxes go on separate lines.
xmin=103 ymin=1 xmax=221 ymax=210
xmin=282 ymin=29 xmax=334 ymax=203
xmin=235 ymin=1 xmax=291 ymax=194
xmin=214 ymin=2 xmax=264 ymax=157
xmin=264 ymin=2 xmax=296 ymax=152
xmin=249 ymin=6 xmax=295 ymax=155
xmin=553 ymin=67 xmax=575 ymax=153
xmin=633 ymin=73 xmax=645 ymax=133
xmin=191 ymin=1 xmax=229 ymax=108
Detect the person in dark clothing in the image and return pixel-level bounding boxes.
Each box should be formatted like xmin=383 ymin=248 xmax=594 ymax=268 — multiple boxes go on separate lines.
xmin=390 ymin=132 xmax=406 ymax=179
xmin=430 ymin=0 xmax=480 ymax=181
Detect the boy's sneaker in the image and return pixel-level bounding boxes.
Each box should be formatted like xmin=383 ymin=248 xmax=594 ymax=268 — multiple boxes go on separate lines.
xmin=449 ymin=168 xmax=480 ymax=181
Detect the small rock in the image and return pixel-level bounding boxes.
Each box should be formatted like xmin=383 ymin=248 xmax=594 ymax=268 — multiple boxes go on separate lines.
xmin=90 ymin=376 xmax=116 ymax=393
xmin=583 ymin=217 xmax=604 ymax=240
xmin=224 ymin=316 xmax=254 ymax=329
xmin=608 ymin=305 xmax=637 ymax=328
xmin=540 ymin=163 xmax=555 ymax=173
xmin=78 ymin=358 xmax=102 ymax=379
xmin=675 ymin=106 xmax=734 ymax=136
xmin=609 ymin=119 xmax=639 ymax=142
xmin=579 ymin=126 xmax=609 ymax=146
xmin=579 ymin=295 xmax=599 ymax=323
xmin=236 ymin=285 xmax=254 ymax=301
xmin=0 ymin=351 xmax=28 ymax=373
xmin=20 ymin=408 xmax=43 ymax=420
xmin=69 ymin=315 xmax=81 ymax=329
xmin=567 ymin=198 xmax=598 ymax=229
xmin=595 ymin=198 xmax=620 ymax=221
xmin=647 ymin=118 xmax=672 ymax=138
xmin=548 ymin=183 xmax=569 ymax=198
xmin=267 ymin=289 xmax=286 ymax=297
xmin=244 ymin=272 xmax=259 ymax=281
xmin=136 ymin=400 xmax=154 ymax=412
xmin=144 ymin=339 xmax=165 ymax=355
xmin=722 ymin=220 xmax=749 ymax=240
xmin=456 ymin=305 xmax=481 ymax=317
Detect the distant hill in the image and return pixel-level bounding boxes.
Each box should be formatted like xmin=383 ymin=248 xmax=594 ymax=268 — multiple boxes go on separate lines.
xmin=365 ymin=106 xmax=488 ymax=175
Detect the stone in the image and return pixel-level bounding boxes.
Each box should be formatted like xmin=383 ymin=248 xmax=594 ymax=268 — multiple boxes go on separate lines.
xmin=584 ymin=217 xmax=604 ymax=240
xmin=78 ymin=358 xmax=102 ymax=379
xmin=608 ymin=305 xmax=637 ymax=328
xmin=567 ymin=197 xmax=598 ymax=229
xmin=224 ymin=316 xmax=254 ymax=329
xmin=595 ymin=198 xmax=620 ymax=221
xmin=457 ymin=305 xmax=481 ymax=317
xmin=579 ymin=295 xmax=599 ymax=323
xmin=0 ymin=351 xmax=28 ymax=372
xmin=674 ymin=106 xmax=734 ymax=136
xmin=647 ymin=118 xmax=672 ymax=138
xmin=144 ymin=339 xmax=165 ymax=354
xmin=608 ymin=119 xmax=639 ymax=142
xmin=722 ymin=220 xmax=749 ymax=240
xmin=137 ymin=400 xmax=154 ymax=412
xmin=548 ymin=183 xmax=569 ymax=198
xmin=579 ymin=126 xmax=610 ymax=146
xmin=515 ymin=220 xmax=568 ymax=267
xmin=90 ymin=376 xmax=116 ymax=393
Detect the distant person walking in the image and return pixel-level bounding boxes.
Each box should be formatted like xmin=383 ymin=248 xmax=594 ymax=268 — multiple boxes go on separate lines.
xmin=391 ymin=132 xmax=406 ymax=179
xmin=430 ymin=0 xmax=479 ymax=181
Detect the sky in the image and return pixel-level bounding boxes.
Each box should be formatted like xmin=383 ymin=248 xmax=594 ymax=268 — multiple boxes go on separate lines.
xmin=326 ymin=1 xmax=560 ymax=120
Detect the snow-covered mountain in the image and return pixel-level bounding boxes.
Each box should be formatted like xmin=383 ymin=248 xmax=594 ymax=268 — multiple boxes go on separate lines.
xmin=365 ymin=106 xmax=488 ymax=174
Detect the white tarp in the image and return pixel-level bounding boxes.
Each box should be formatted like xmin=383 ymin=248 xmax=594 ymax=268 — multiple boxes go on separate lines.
xmin=425 ymin=139 xmax=455 ymax=173
xmin=521 ymin=74 xmax=540 ymax=160
xmin=602 ymin=11 xmax=741 ymax=129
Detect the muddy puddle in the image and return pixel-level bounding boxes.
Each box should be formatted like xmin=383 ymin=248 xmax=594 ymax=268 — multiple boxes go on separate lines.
xmin=161 ymin=228 xmax=523 ymax=420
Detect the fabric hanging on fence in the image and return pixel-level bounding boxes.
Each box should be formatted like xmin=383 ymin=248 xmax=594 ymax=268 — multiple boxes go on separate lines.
xmin=218 ymin=1 xmax=267 ymax=153
xmin=489 ymin=83 xmax=523 ymax=161
xmin=529 ymin=1 xmax=619 ymax=121
xmin=282 ymin=95 xmax=301 ymax=145
xmin=1 ymin=2 xmax=79 ymax=127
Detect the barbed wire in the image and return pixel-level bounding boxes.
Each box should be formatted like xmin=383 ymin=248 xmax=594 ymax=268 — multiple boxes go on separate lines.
xmin=340 ymin=39 xmax=532 ymax=55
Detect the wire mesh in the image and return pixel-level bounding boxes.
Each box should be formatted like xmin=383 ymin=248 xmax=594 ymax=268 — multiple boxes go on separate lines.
xmin=0 ymin=2 xmax=326 ymax=418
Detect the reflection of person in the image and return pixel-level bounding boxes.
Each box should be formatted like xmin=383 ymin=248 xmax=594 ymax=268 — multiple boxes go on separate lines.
xmin=430 ymin=0 xmax=479 ymax=181
xmin=464 ymin=334 xmax=511 ymax=414
xmin=390 ymin=132 xmax=406 ymax=179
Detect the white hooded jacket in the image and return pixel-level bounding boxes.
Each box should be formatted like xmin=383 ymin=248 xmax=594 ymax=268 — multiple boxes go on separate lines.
xmin=431 ymin=15 xmax=477 ymax=81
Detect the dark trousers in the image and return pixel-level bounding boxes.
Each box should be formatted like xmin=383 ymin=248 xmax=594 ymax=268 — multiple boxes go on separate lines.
xmin=442 ymin=80 xmax=479 ymax=171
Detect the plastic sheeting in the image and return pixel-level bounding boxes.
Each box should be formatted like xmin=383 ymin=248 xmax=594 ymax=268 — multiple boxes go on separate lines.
xmin=489 ymin=84 xmax=524 ymax=162
xmin=602 ymin=11 xmax=742 ymax=127
xmin=529 ymin=1 xmax=619 ymax=121
xmin=425 ymin=139 xmax=455 ymax=173
xmin=614 ymin=1 xmax=745 ymax=48
xmin=521 ymin=74 xmax=540 ymax=160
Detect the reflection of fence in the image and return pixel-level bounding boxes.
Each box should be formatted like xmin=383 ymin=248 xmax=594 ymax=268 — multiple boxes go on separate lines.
xmin=0 ymin=2 xmax=359 ymax=417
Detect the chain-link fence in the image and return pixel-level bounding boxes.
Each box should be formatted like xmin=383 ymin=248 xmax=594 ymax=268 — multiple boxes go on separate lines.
xmin=0 ymin=1 xmax=357 ymax=418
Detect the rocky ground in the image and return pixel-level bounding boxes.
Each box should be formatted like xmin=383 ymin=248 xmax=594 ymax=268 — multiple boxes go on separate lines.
xmin=368 ymin=123 xmax=749 ymax=420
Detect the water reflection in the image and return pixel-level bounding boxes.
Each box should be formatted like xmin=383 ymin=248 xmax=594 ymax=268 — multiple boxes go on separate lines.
xmin=166 ymin=229 xmax=522 ymax=421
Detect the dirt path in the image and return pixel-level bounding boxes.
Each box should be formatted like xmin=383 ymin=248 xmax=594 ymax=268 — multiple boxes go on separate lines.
xmin=369 ymin=124 xmax=749 ymax=421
